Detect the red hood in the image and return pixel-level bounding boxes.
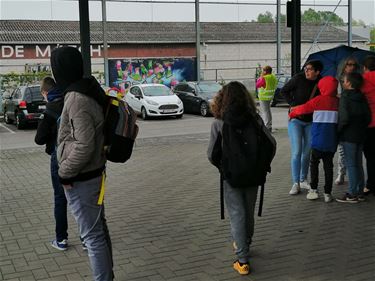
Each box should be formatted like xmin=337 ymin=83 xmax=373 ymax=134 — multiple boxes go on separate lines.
xmin=362 ymin=71 xmax=375 ymax=95
xmin=318 ymin=76 xmax=338 ymax=97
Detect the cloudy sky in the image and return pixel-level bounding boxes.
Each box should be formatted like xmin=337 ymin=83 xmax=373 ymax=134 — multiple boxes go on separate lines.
xmin=0 ymin=0 xmax=374 ymax=25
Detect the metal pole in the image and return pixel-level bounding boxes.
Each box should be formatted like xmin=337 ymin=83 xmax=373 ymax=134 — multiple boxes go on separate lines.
xmin=102 ymin=0 xmax=109 ymax=86
xmin=276 ymin=0 xmax=281 ymax=74
xmin=195 ymin=0 xmax=201 ymax=82
xmin=348 ymin=0 xmax=352 ymax=46
xmin=79 ymin=0 xmax=92 ymax=76
xmin=291 ymin=0 xmax=301 ymax=75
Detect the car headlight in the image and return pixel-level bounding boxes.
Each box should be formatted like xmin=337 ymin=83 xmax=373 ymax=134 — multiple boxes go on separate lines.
xmin=145 ymin=99 xmax=158 ymax=106
xmin=177 ymin=99 xmax=182 ymax=104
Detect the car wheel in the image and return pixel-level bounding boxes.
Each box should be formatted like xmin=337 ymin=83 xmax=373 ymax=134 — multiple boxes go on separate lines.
xmin=4 ymin=111 xmax=13 ymax=124
xmin=200 ymin=102 xmax=209 ymax=117
xmin=15 ymin=114 xmax=25 ymax=129
xmin=175 ymin=114 xmax=183 ymax=119
xmin=141 ymin=107 xmax=148 ymax=120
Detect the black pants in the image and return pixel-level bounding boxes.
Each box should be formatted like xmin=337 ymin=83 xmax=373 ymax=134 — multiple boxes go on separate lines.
xmin=310 ymin=149 xmax=335 ymax=194
xmin=364 ymin=128 xmax=375 ymax=192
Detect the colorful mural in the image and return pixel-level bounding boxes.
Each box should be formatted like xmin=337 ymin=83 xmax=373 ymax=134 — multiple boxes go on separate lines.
xmin=108 ymin=58 xmax=196 ymax=94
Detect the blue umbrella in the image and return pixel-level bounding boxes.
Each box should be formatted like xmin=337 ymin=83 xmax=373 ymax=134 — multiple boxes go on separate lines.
xmin=305 ymin=45 xmax=374 ymax=77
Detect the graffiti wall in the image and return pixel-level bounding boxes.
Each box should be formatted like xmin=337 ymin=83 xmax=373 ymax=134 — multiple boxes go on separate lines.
xmin=108 ymin=58 xmax=196 ymax=93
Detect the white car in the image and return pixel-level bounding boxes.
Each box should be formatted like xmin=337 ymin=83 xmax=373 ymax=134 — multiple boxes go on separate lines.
xmin=125 ymin=84 xmax=184 ymax=120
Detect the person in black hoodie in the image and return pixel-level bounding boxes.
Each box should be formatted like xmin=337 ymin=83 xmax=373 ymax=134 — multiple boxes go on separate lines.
xmin=336 ymin=72 xmax=371 ymax=203
xmin=35 ymin=77 xmax=72 ymax=251
xmin=207 ymin=81 xmax=259 ymax=276
xmin=281 ymin=60 xmax=323 ymax=195
xmin=51 ymin=46 xmax=114 ymax=281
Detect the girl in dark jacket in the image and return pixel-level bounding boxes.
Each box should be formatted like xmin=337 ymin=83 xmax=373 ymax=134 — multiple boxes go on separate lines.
xmin=336 ymin=72 xmax=371 ymax=203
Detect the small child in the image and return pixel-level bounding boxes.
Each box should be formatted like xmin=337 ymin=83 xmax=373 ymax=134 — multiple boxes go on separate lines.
xmin=289 ymin=76 xmax=339 ymax=203
xmin=336 ymin=72 xmax=371 ymax=203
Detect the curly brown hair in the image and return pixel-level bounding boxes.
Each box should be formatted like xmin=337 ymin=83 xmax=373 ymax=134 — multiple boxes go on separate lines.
xmin=210 ymin=81 xmax=257 ymax=119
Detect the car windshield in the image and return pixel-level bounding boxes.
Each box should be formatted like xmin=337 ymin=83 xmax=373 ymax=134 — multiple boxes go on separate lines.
xmin=196 ymin=83 xmax=221 ymax=98
xmin=25 ymin=87 xmax=44 ymax=102
xmin=143 ymin=86 xmax=171 ymax=96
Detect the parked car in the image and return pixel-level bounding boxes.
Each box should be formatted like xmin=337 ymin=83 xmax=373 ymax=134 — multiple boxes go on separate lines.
xmin=271 ymin=74 xmax=291 ymax=107
xmin=125 ymin=84 xmax=183 ymax=120
xmin=172 ymin=81 xmax=222 ymax=116
xmin=2 ymin=85 xmax=46 ymax=129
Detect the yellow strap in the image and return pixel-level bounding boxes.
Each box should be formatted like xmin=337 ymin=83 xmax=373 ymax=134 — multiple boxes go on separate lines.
xmin=97 ymin=171 xmax=106 ymax=205
xmin=111 ymin=99 xmax=119 ymax=106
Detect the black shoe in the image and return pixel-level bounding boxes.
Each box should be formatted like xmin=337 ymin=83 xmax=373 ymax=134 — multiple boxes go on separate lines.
xmin=336 ymin=193 xmax=359 ymax=204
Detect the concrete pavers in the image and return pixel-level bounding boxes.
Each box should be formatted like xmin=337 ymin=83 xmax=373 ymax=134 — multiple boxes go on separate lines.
xmin=1 ymin=131 xmax=374 ymax=281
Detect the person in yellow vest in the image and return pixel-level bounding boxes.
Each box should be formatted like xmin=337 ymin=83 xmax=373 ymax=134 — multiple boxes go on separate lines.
xmin=256 ymin=66 xmax=278 ymax=131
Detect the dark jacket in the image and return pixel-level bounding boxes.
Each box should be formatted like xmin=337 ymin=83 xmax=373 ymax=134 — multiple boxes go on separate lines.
xmin=34 ymin=88 xmax=64 ymax=155
xmin=281 ymin=72 xmax=321 ymax=122
xmin=338 ymin=89 xmax=371 ymax=144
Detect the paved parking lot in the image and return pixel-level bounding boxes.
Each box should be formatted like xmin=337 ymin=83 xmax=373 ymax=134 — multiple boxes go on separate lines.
xmin=1 ymin=125 xmax=375 ymax=281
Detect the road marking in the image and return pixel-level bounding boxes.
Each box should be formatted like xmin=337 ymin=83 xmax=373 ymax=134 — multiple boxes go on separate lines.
xmin=0 ymin=123 xmax=16 ymax=134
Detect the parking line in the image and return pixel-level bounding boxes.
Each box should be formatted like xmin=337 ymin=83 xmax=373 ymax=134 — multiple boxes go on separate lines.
xmin=0 ymin=123 xmax=16 ymax=134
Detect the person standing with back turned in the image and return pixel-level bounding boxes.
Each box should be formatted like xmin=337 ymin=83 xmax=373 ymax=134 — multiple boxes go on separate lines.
xmin=207 ymin=81 xmax=261 ymax=276
xmin=51 ymin=46 xmax=114 ymax=281
xmin=256 ymin=66 xmax=278 ymax=131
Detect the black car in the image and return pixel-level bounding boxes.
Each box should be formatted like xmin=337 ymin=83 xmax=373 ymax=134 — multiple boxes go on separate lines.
xmin=271 ymin=74 xmax=291 ymax=107
xmin=173 ymin=81 xmax=222 ymax=116
xmin=2 ymin=85 xmax=46 ymax=129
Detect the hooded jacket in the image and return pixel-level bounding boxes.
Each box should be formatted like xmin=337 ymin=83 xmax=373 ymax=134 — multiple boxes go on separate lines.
xmin=51 ymin=46 xmax=107 ymax=185
xmin=34 ymin=88 xmax=64 ymax=155
xmin=280 ymin=72 xmax=321 ymax=122
xmin=361 ymin=71 xmax=375 ymax=128
xmin=289 ymin=76 xmax=339 ymax=152
xmin=338 ymin=88 xmax=371 ymax=144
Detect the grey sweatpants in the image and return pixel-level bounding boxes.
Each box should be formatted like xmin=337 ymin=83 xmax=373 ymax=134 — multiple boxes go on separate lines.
xmin=224 ymin=180 xmax=258 ymax=264
xmin=259 ymin=100 xmax=272 ymax=130
xmin=64 ymin=176 xmax=114 ymax=281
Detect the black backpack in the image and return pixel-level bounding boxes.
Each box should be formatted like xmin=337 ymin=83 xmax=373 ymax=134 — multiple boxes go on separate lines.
xmin=221 ymin=113 xmax=276 ymax=216
xmin=103 ymin=90 xmax=139 ymax=163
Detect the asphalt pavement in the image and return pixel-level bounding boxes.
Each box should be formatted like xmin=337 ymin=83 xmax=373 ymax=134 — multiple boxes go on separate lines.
xmin=1 ymin=122 xmax=375 ymax=281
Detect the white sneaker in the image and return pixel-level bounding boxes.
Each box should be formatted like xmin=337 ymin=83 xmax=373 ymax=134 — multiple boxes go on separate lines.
xmin=306 ymin=189 xmax=319 ymax=200
xmin=324 ymin=193 xmax=333 ymax=203
xmin=289 ymin=183 xmax=301 ymax=195
xmin=300 ymin=180 xmax=311 ymax=190
xmin=335 ymin=174 xmax=345 ymax=185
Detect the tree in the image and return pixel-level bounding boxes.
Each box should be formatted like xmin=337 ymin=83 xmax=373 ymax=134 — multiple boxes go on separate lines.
xmin=257 ymin=11 xmax=274 ymax=23
xmin=352 ymin=19 xmax=366 ymax=26
xmin=301 ymin=8 xmax=345 ymax=25
xmin=274 ymin=14 xmax=286 ymax=23
xmin=370 ymin=28 xmax=375 ymax=52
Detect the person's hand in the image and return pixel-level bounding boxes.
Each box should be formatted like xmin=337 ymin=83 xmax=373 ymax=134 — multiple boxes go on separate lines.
xmin=289 ymin=106 xmax=296 ymax=112
xmin=63 ymin=184 xmax=73 ymax=190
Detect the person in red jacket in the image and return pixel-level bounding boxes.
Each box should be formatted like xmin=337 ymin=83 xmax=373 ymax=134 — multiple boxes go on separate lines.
xmin=289 ymin=76 xmax=339 ymax=202
xmin=361 ymin=55 xmax=375 ymax=196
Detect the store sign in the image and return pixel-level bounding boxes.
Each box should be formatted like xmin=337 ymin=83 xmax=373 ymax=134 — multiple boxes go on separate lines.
xmin=0 ymin=44 xmax=104 ymax=59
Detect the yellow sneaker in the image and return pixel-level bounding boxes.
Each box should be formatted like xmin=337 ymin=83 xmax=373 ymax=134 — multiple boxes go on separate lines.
xmin=233 ymin=260 xmax=250 ymax=275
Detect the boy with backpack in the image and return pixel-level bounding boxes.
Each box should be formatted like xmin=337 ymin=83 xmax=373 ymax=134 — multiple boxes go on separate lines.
xmin=289 ymin=76 xmax=339 ymax=203
xmin=207 ymin=81 xmax=276 ymax=276
xmin=51 ymin=46 xmax=114 ymax=281
xmin=336 ymin=72 xmax=371 ymax=203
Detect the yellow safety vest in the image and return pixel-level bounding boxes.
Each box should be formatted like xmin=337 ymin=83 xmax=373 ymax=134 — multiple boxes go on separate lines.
xmin=258 ymin=74 xmax=277 ymax=101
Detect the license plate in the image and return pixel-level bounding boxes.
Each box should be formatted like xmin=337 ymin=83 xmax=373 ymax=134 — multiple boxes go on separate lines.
xmin=39 ymin=105 xmax=46 ymax=110
xmin=162 ymin=109 xmax=175 ymax=113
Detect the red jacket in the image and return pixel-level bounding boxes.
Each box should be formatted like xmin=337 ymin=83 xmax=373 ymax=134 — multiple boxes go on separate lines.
xmin=289 ymin=76 xmax=339 ymax=152
xmin=361 ymin=71 xmax=375 ymax=128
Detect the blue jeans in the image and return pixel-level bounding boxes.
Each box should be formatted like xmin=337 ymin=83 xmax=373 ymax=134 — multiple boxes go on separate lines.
xmin=341 ymin=142 xmax=364 ymax=196
xmin=51 ymin=150 xmax=68 ymax=242
xmin=64 ymin=176 xmax=114 ymax=281
xmin=288 ymin=119 xmax=312 ymax=183
xmin=224 ymin=181 xmax=258 ymax=264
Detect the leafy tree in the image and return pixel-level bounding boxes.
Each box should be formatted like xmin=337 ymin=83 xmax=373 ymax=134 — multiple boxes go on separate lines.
xmin=370 ymin=28 xmax=375 ymax=52
xmin=301 ymin=8 xmax=345 ymax=25
xmin=257 ymin=11 xmax=274 ymax=23
xmin=274 ymin=14 xmax=286 ymax=23
xmin=352 ymin=19 xmax=366 ymax=26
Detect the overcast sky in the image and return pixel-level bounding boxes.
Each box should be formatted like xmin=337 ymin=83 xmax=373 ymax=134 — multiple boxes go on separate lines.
xmin=0 ymin=0 xmax=374 ymax=25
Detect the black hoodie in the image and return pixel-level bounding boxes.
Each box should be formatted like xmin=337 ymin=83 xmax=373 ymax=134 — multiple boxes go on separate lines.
xmin=338 ymin=89 xmax=371 ymax=143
